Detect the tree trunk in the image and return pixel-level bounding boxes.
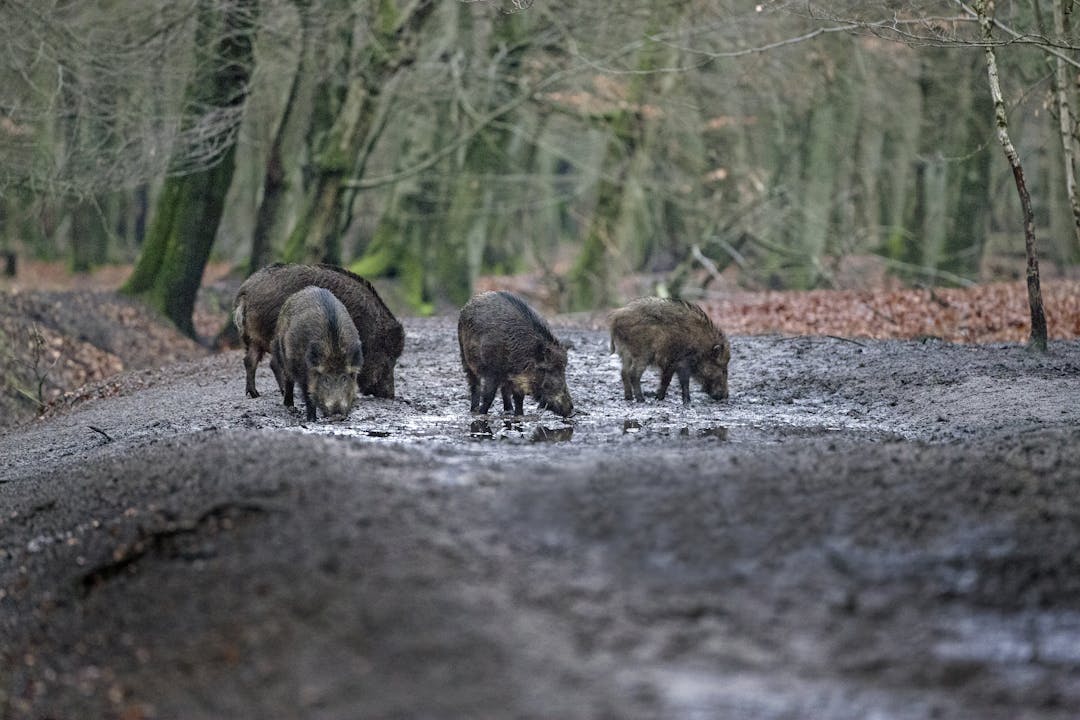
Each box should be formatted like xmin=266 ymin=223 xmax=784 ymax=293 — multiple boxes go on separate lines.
xmin=568 ymin=29 xmax=676 ymax=310
xmin=283 ymin=0 xmax=437 ymax=266
xmin=122 ymin=0 xmax=257 ymax=338
xmin=249 ymin=2 xmax=310 ymax=276
xmin=70 ymin=198 xmax=109 ymax=272
xmin=1050 ymin=0 xmax=1080 ymax=250
xmin=975 ymin=0 xmax=1048 ymax=351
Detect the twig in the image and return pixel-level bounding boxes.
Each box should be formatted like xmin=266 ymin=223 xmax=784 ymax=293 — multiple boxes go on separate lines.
xmin=825 ymin=335 xmax=868 ymax=347
xmin=88 ymin=425 xmax=113 ymax=443
xmin=711 ymin=237 xmax=751 ymax=274
xmin=690 ymin=244 xmax=725 ymax=285
xmin=776 ymin=335 xmax=868 ymax=347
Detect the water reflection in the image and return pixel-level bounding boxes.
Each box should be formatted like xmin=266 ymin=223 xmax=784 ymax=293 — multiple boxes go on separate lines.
xmin=467 ymin=418 xmax=573 ymax=443
xmin=621 ymin=420 xmax=727 ymax=440
xmin=469 ymin=419 xmax=495 ymax=440
xmin=530 ymin=425 xmax=574 ymax=443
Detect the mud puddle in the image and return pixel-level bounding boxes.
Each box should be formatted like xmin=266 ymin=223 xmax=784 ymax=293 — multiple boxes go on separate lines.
xmin=272 ymin=397 xmax=904 ymax=452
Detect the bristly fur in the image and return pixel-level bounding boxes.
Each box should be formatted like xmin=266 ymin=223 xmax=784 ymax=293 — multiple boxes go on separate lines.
xmin=315 ymin=264 xmax=398 ymax=322
xmin=641 ymin=297 xmax=719 ymax=332
xmin=313 ymin=287 xmax=342 ymax=356
xmin=496 ymin=291 xmax=557 ymax=343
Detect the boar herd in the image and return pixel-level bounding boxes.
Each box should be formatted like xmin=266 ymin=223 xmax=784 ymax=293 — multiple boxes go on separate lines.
xmin=233 ymin=264 xmax=731 ymax=422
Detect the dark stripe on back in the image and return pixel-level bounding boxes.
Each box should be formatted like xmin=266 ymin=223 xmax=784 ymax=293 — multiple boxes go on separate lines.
xmin=659 ymin=297 xmax=714 ymax=328
xmin=315 ymin=263 xmax=396 ymax=319
xmin=497 ymin=291 xmax=556 ymax=342
xmin=314 ymin=287 xmax=341 ymax=354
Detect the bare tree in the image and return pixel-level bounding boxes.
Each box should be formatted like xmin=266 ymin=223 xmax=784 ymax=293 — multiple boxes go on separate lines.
xmin=973 ymin=0 xmax=1047 ymax=350
xmin=122 ymin=0 xmax=259 ymax=337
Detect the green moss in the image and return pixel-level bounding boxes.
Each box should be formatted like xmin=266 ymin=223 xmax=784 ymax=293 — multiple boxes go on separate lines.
xmin=349 ymin=243 xmax=397 ymax=278
xmin=568 ymin=228 xmax=608 ymax=311
xmin=376 ymin=0 xmax=400 ymax=37
xmin=122 ymin=182 xmax=180 ymax=295
xmin=399 ymin=250 xmax=433 ymax=316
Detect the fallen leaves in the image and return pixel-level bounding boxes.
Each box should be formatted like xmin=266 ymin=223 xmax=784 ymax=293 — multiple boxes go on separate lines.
xmin=700 ymin=280 xmax=1080 ymax=343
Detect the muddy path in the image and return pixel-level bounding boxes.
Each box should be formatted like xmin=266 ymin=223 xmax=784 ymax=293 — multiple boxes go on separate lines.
xmin=2 ymin=317 xmax=1080 ymax=719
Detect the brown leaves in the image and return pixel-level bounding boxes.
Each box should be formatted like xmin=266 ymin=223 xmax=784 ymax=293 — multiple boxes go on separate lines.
xmin=701 ymin=280 xmax=1080 ymax=343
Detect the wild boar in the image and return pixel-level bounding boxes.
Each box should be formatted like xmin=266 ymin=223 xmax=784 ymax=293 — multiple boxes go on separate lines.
xmin=609 ymin=297 xmax=730 ymax=404
xmin=271 ymin=286 xmax=363 ymax=422
xmin=457 ymin=291 xmax=573 ymax=418
xmin=233 ymin=263 xmax=403 ymax=399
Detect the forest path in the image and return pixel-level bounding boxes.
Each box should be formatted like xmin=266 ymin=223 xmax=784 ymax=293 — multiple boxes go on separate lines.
xmin=2 ymin=318 xmax=1080 ymax=719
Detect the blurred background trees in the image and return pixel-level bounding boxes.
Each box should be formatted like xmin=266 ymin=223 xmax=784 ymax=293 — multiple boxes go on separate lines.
xmin=2 ymin=0 xmax=1079 ymax=333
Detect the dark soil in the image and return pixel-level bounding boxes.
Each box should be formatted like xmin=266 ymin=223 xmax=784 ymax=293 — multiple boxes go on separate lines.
xmin=2 ymin=314 xmax=1080 ymax=720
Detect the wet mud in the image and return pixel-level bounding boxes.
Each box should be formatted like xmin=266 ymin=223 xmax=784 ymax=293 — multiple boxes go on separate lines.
xmin=2 ymin=316 xmax=1080 ymax=719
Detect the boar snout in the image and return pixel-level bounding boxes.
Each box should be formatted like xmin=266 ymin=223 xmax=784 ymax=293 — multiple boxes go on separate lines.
xmin=546 ymin=392 xmax=574 ymax=418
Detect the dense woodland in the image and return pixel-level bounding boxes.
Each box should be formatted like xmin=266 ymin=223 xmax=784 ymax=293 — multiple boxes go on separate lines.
xmin=2 ymin=0 xmax=1079 ymax=335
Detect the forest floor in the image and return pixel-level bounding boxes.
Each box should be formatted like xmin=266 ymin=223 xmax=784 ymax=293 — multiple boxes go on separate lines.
xmin=2 ymin=264 xmax=1080 ymax=719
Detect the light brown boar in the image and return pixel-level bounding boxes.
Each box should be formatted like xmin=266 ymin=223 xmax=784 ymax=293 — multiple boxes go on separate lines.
xmin=271 ymin=286 xmax=363 ymax=422
xmin=609 ymin=297 xmax=730 ymax=404
xmin=233 ymin=263 xmax=403 ymax=399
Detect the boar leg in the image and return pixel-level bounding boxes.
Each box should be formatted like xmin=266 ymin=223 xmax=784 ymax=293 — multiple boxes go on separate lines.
xmin=282 ymin=376 xmax=294 ymax=407
xmin=630 ymin=365 xmax=646 ymax=403
xmin=622 ymin=359 xmax=647 ymax=402
xmin=465 ymin=368 xmax=482 ymax=412
xmin=620 ymin=367 xmax=635 ymax=401
xmin=500 ymin=382 xmax=514 ymax=413
xmin=269 ymin=353 xmax=286 ymax=397
xmin=299 ymin=383 xmax=317 ymax=422
xmin=511 ymin=389 xmax=525 ymax=416
xmin=656 ymin=366 xmax=675 ymax=401
xmin=244 ymin=344 xmax=264 ymax=398
xmin=476 ymin=376 xmax=500 ymax=414
xmin=677 ymin=364 xmax=692 ymax=404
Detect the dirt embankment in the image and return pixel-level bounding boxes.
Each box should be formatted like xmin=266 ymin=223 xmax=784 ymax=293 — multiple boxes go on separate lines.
xmin=2 ymin=309 xmax=1080 ymax=719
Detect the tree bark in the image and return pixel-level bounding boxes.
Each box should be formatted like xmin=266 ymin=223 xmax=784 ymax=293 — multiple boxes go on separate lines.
xmin=249 ymin=1 xmax=310 ymax=276
xmin=282 ymin=0 xmax=437 ymax=266
xmin=123 ymin=0 xmax=258 ymax=338
xmin=70 ymin=198 xmax=109 ymax=272
xmin=975 ymin=0 xmax=1048 ymax=351
xmin=1051 ymin=0 xmax=1080 ymax=250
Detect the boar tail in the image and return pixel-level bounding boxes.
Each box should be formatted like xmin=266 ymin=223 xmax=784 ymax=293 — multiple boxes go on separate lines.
xmin=232 ymin=296 xmax=246 ymax=334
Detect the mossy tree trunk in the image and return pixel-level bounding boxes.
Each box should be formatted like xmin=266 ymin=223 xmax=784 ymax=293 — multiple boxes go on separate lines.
xmin=567 ymin=32 xmax=677 ymax=310
xmin=354 ymin=3 xmax=535 ymax=311
xmin=283 ymin=0 xmax=437 ymax=266
xmin=70 ymin=198 xmax=109 ymax=272
xmin=943 ymin=56 xmax=993 ymax=277
xmin=123 ymin=0 xmax=258 ymax=337
xmin=1039 ymin=0 xmax=1080 ymax=252
xmin=249 ymin=0 xmax=312 ymax=275
xmin=436 ymin=7 xmax=533 ymax=306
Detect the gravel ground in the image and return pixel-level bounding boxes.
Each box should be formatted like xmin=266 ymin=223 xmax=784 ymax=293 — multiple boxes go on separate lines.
xmin=2 ymin=316 xmax=1080 ymax=719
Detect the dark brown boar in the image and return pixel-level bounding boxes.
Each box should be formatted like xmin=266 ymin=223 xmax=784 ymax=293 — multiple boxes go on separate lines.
xmin=271 ymin=286 xmax=363 ymax=422
xmin=233 ymin=263 xmax=403 ymax=399
xmin=457 ymin=291 xmax=573 ymax=418
xmin=609 ymin=297 xmax=730 ymax=404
